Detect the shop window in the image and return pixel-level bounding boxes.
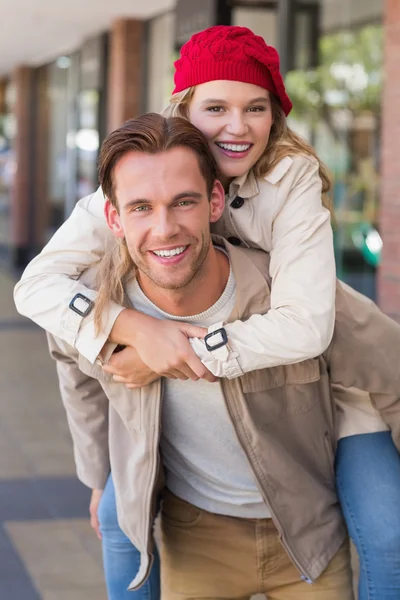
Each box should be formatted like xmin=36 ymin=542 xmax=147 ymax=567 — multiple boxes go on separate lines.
xmin=285 ymin=10 xmax=383 ymax=300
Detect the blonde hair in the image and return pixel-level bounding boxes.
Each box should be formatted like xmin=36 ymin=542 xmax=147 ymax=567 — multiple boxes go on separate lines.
xmin=94 ymin=238 xmax=135 ymax=335
xmin=163 ymin=87 xmax=332 ymax=211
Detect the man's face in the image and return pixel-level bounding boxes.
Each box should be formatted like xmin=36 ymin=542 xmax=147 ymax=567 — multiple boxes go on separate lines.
xmin=105 ymin=147 xmax=224 ymax=291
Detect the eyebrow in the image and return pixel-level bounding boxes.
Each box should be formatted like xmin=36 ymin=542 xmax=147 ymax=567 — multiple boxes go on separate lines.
xmin=123 ymin=190 xmax=203 ymax=209
xmin=200 ymin=96 xmax=270 ymax=106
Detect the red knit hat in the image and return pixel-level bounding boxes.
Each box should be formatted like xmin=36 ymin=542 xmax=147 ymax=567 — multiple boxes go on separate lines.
xmin=173 ymin=25 xmax=292 ymax=116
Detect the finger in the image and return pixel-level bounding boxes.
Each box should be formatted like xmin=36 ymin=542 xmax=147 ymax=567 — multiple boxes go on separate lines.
xmin=95 ymin=519 xmax=102 ymax=540
xmin=112 ymin=375 xmax=131 ymax=384
xmin=102 ymin=363 xmax=120 ymax=375
xmin=200 ymin=370 xmax=218 ymax=383
xmin=168 ymin=369 xmax=191 ymax=381
xmin=165 ymin=364 xmax=199 ymax=380
xmin=156 ymin=372 xmax=178 ymax=381
xmin=90 ymin=514 xmax=97 ymax=532
xmin=90 ymin=512 xmax=102 ymax=540
xmin=184 ymin=354 xmax=213 ymax=380
xmin=94 ymin=519 xmax=102 ymax=540
xmin=179 ymin=324 xmax=208 ymax=339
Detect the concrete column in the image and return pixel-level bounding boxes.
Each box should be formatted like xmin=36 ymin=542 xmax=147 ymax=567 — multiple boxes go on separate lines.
xmin=378 ymin=0 xmax=400 ymax=318
xmin=107 ymin=19 xmax=145 ymax=133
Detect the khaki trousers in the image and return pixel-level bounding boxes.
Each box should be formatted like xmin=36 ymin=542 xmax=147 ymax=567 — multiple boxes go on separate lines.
xmin=160 ymin=490 xmax=353 ymax=600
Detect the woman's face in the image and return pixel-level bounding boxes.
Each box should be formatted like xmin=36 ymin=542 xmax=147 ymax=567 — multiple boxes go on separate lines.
xmin=188 ymin=80 xmax=273 ymax=188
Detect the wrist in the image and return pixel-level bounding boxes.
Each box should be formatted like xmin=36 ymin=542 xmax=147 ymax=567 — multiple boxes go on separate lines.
xmin=108 ymin=308 xmax=149 ymax=347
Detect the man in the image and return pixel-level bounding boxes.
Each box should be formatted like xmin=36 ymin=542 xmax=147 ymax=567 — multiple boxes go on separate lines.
xmin=49 ymin=113 xmax=400 ymax=600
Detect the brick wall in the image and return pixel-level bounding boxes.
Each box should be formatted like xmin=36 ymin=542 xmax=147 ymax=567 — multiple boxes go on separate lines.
xmin=107 ymin=19 xmax=144 ymax=134
xmin=11 ymin=66 xmax=34 ymax=267
xmin=378 ymin=0 xmax=400 ymax=318
xmin=10 ymin=66 xmax=49 ymax=267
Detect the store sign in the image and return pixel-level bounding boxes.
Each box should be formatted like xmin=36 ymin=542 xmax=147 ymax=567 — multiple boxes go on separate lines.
xmin=175 ymin=0 xmax=230 ymax=46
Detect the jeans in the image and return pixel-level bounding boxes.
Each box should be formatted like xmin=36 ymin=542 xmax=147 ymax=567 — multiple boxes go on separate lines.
xmin=336 ymin=431 xmax=400 ymax=600
xmin=98 ymin=473 xmax=161 ymax=600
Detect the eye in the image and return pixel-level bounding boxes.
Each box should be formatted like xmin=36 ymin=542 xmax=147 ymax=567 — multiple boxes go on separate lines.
xmin=248 ymin=105 xmax=266 ymax=112
xmin=133 ymin=205 xmax=150 ymax=212
xmin=206 ymin=106 xmax=225 ymax=113
xmin=176 ymin=200 xmax=194 ymax=207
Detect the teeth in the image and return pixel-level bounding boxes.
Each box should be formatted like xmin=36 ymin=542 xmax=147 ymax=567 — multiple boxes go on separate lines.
xmin=217 ymin=142 xmax=251 ymax=152
xmin=153 ymin=246 xmax=187 ymax=258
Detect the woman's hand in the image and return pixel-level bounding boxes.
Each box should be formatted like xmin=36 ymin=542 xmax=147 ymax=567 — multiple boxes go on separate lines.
xmin=89 ymin=489 xmax=103 ymax=540
xmin=109 ymin=309 xmax=216 ymax=382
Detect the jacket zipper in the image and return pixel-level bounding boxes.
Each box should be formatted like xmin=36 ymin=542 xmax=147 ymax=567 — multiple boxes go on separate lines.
xmin=220 ymin=380 xmax=314 ymax=582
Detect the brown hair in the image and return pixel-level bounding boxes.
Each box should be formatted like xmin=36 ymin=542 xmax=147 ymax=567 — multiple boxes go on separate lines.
xmin=99 ymin=112 xmax=218 ymax=207
xmin=95 ymin=113 xmax=218 ymax=334
xmin=164 ymin=89 xmax=333 ymax=212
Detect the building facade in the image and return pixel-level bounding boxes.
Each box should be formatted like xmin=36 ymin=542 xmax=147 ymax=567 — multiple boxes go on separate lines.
xmin=0 ymin=0 xmax=397 ymax=314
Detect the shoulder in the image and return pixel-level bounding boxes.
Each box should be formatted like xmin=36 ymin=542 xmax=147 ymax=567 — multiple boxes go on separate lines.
xmin=78 ymin=186 xmax=106 ymax=219
xmin=261 ymin=154 xmax=320 ymax=187
xmin=254 ymin=154 xmax=324 ymax=219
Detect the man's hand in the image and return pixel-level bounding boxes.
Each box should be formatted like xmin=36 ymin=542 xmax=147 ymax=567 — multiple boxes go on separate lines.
xmin=89 ymin=489 xmax=103 ymax=540
xmin=109 ymin=310 xmax=217 ymax=383
xmin=103 ymin=346 xmax=162 ymax=389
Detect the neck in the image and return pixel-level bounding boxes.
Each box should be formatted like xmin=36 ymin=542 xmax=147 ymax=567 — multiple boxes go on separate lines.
xmin=138 ymin=245 xmax=230 ymax=316
xmin=219 ymin=175 xmax=233 ymax=193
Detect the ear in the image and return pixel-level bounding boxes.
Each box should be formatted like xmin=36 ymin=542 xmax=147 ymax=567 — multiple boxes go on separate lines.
xmin=104 ymin=199 xmax=124 ymax=239
xmin=209 ymin=179 xmax=225 ymax=224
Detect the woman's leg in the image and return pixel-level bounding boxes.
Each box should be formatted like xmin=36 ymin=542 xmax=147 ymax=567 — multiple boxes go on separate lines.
xmin=98 ymin=473 xmax=161 ymax=600
xmin=335 ymin=432 xmax=400 ymax=600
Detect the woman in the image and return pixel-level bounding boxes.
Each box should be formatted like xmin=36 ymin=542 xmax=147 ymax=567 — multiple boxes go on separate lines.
xmin=15 ymin=26 xmax=400 ymax=599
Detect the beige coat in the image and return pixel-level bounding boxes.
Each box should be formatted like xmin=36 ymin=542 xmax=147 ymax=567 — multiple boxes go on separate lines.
xmin=49 ymin=239 xmax=400 ymax=591
xmin=16 ymin=155 xmax=335 ymax=371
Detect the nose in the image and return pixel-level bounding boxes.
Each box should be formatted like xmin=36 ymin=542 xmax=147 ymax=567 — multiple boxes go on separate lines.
xmin=152 ymin=208 xmax=180 ymax=239
xmin=225 ymin=111 xmax=249 ymax=137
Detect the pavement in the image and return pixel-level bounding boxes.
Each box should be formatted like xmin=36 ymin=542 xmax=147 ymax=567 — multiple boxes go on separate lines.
xmin=0 ymin=266 xmax=107 ymax=600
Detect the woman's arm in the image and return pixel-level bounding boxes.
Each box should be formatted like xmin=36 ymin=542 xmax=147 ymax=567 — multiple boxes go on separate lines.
xmin=14 ymin=188 xmax=123 ymax=363
xmin=192 ymin=157 xmax=336 ymax=378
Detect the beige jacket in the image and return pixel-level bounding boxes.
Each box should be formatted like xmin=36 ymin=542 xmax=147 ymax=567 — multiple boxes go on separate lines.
xmin=15 ymin=155 xmax=336 ymax=372
xmin=49 ymin=239 xmax=400 ymax=590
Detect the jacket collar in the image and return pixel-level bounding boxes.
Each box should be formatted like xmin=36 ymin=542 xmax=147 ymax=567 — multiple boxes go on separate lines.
xmin=226 ymin=155 xmax=294 ymax=201
xmin=227 ymin=170 xmax=259 ymax=201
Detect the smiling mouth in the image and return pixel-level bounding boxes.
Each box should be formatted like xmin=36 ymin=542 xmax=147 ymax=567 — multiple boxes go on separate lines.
xmin=216 ymin=142 xmax=252 ymax=152
xmin=151 ymin=246 xmax=188 ymax=258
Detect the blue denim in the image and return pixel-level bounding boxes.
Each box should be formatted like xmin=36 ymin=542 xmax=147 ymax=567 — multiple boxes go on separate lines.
xmin=98 ymin=473 xmax=160 ymax=600
xmin=336 ymin=432 xmax=400 ymax=600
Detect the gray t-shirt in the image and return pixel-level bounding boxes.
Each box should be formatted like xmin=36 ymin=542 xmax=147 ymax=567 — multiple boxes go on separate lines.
xmin=126 ymin=257 xmax=269 ymax=518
